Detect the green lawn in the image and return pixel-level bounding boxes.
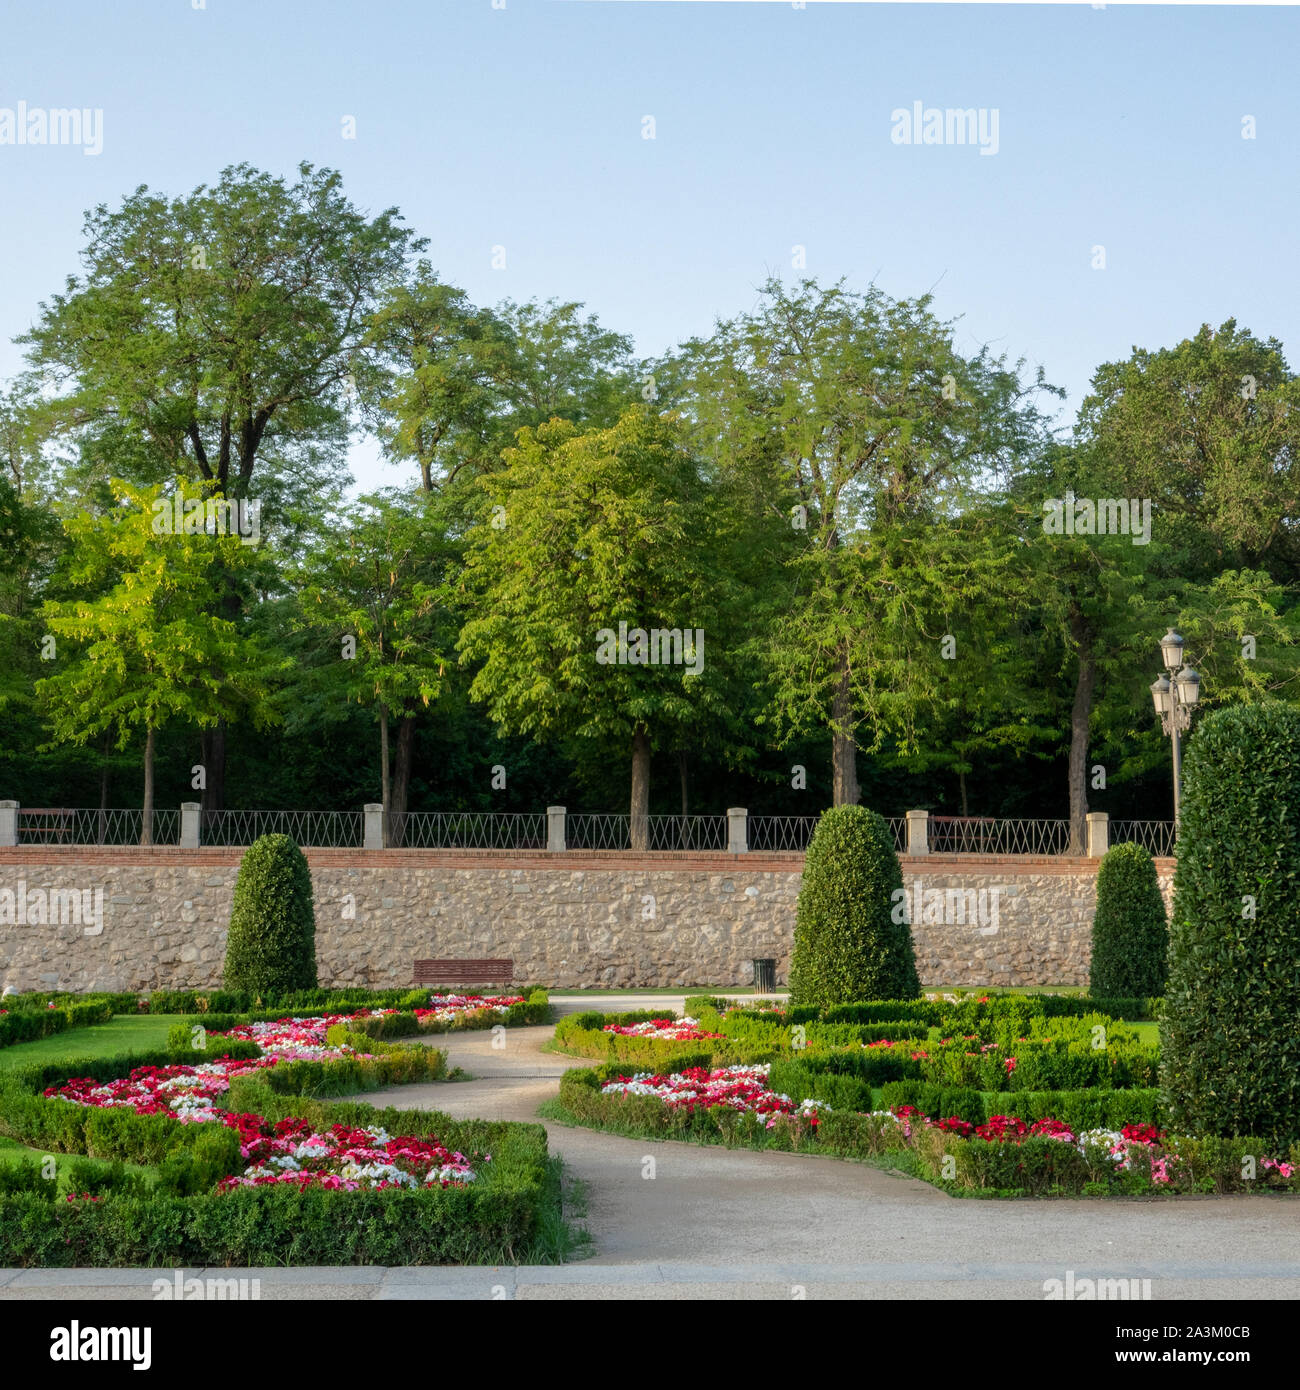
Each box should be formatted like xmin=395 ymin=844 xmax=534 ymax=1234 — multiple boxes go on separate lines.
xmin=0 ymin=1013 xmax=203 ymax=1072
xmin=0 ymin=1134 xmax=159 ymax=1192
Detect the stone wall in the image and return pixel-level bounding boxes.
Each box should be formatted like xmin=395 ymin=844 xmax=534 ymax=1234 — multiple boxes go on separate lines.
xmin=0 ymin=847 xmax=1174 ymax=993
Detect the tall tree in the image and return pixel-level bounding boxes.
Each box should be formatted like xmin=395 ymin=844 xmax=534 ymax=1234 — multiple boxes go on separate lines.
xmin=35 ymin=480 xmax=276 ymax=843
xmin=676 ymin=276 xmax=1058 ymax=804
xmin=457 ymin=408 xmax=730 ymax=847
xmin=295 ymin=490 xmax=456 ymax=841
xmin=21 ymin=162 xmax=422 ymax=809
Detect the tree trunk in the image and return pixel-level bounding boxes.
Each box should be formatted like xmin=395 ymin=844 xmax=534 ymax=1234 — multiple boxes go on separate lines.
xmin=630 ymin=725 xmax=651 ymax=851
xmin=378 ymin=703 xmax=391 ymax=846
xmin=390 ymin=711 xmax=416 ymax=847
xmin=677 ymin=749 xmax=689 ymax=849
xmin=1067 ymin=604 xmax=1096 ymax=855
xmin=199 ymin=721 xmax=227 ymax=819
xmin=959 ymin=768 xmax=969 ymax=818
xmin=831 ymin=649 xmax=860 ymax=806
xmin=140 ymin=726 xmax=155 ymax=847
xmin=98 ymin=734 xmax=111 ymax=846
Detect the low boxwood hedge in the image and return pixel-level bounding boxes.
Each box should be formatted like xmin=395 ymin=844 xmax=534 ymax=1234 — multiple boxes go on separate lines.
xmin=0 ymin=1099 xmax=552 ymax=1266
xmin=1 ymin=984 xmax=547 ymax=1017
xmin=0 ymin=1031 xmax=448 ymax=1165
xmin=0 ymin=1001 xmax=114 ymax=1050
xmin=0 ymin=1028 xmax=555 ymax=1265
xmin=877 ymin=1080 xmax=1168 ymax=1131
xmin=344 ymin=990 xmax=551 ymax=1040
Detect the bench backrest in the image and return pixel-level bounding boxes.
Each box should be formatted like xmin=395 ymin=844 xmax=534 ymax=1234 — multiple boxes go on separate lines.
xmin=413 ymin=958 xmax=514 ymax=985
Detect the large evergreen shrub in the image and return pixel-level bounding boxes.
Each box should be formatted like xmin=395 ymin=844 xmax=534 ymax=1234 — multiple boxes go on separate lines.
xmin=222 ymin=835 xmax=318 ymax=995
xmin=1161 ymin=702 xmax=1300 ymax=1143
xmin=1089 ymin=842 xmax=1168 ymax=998
xmin=788 ymin=806 xmax=920 ymax=1007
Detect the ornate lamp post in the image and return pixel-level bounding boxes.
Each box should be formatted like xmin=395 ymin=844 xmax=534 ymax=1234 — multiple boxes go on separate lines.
xmin=1150 ymin=629 xmax=1202 ymax=831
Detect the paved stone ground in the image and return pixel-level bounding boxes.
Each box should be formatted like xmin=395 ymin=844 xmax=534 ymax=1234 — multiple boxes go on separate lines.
xmin=5 ymin=994 xmax=1299 ymax=1299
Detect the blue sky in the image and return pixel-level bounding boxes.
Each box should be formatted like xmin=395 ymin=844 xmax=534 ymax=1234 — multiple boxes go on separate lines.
xmin=2 ymin=1 xmax=1297 ymax=489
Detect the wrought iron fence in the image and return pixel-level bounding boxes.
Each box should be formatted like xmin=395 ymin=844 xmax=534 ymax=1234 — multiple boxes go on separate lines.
xmin=747 ymin=815 xmax=819 ymax=852
xmin=928 ymin=816 xmax=1074 ymax=856
xmin=200 ymin=810 xmax=364 ymax=848
xmin=564 ymin=813 xmax=728 ymax=851
xmin=17 ymin=807 xmax=181 ymax=846
xmin=391 ymin=811 xmax=546 ymax=850
xmin=6 ymin=804 xmax=1172 ymax=856
xmin=1110 ymin=820 xmax=1177 ymax=857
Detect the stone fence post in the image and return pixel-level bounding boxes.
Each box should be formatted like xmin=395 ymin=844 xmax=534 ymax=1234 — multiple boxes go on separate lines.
xmin=1085 ymin=811 xmax=1109 ymax=859
xmin=179 ymin=802 xmax=201 ymax=849
xmin=0 ymin=800 xmax=16 ymax=847
xmin=547 ymin=805 xmax=567 ymax=853
xmin=363 ymin=803 xmax=385 ymax=851
xmin=905 ymin=809 xmax=929 ymax=856
xmin=727 ymin=807 xmax=748 ymax=854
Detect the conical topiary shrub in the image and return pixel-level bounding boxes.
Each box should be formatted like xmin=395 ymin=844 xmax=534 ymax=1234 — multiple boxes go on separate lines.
xmin=1088 ymin=841 xmax=1168 ymax=998
xmin=223 ymin=834 xmax=318 ymax=995
xmin=788 ymin=805 xmax=920 ymax=1008
xmin=1161 ymin=702 xmax=1300 ymax=1144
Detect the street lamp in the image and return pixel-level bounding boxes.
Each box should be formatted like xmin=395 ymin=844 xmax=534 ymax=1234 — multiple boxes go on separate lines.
xmin=1150 ymin=630 xmax=1202 ymax=831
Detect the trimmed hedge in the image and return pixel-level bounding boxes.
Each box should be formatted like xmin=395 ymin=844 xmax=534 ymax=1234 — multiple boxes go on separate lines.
xmin=789 ymin=805 xmax=920 ymax=1007
xmin=555 ymin=1062 xmax=1298 ymax=1198
xmin=552 ymin=1006 xmax=929 ymax=1067
xmin=552 ymin=1012 xmax=747 ymax=1068
xmin=0 ymin=1097 xmax=552 ymax=1266
xmin=1162 ymin=701 xmax=1300 ymax=1145
xmin=0 ymin=1032 xmax=555 ymax=1265
xmin=223 ymin=834 xmax=318 ymax=994
xmin=878 ymin=1081 xmax=1167 ymax=1131
xmin=1089 ymin=842 xmax=1169 ymax=999
xmin=0 ymin=1001 xmax=113 ymax=1049
xmin=0 ymin=1033 xmax=448 ymax=1163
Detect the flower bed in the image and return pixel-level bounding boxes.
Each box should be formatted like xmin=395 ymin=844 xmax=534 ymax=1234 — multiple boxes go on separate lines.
xmin=602 ymin=1063 xmax=826 ymax=1124
xmin=0 ymin=1008 xmax=560 ymax=1265
xmin=218 ymin=1115 xmax=482 ymax=1191
xmin=43 ymin=1011 xmax=385 ymax=1123
xmin=601 ymin=1017 xmax=725 ymax=1042
xmin=555 ymin=1052 xmax=1300 ymax=1199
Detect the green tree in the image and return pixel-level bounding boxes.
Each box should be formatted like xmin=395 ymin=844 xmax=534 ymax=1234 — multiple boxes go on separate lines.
xmin=676 ymin=276 xmax=1058 ymax=804
xmin=788 ymin=805 xmax=919 ymax=1007
xmin=35 ymin=479 xmax=276 ymax=843
xmin=223 ymin=834 xmax=318 ymax=994
xmin=1088 ymin=842 xmax=1168 ymax=998
xmin=22 ymin=162 xmax=421 ymax=809
xmin=458 ymin=408 xmax=731 ymax=847
xmin=365 ymin=265 xmax=512 ymax=495
xmin=1078 ymin=320 xmax=1300 ymax=584
xmin=295 ymin=490 xmax=456 ymax=840
xmin=1161 ymin=702 xmax=1300 ymax=1143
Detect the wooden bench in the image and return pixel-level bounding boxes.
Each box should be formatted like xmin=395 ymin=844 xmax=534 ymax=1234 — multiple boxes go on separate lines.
xmin=414 ymin=958 xmax=514 ymax=988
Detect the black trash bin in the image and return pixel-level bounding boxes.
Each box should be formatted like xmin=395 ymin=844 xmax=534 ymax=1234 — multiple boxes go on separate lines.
xmin=752 ymin=957 xmax=776 ymax=992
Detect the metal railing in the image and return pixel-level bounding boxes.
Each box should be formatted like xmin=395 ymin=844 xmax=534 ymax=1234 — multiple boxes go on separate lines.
xmin=17 ymin=807 xmax=181 ymax=846
xmin=4 ymin=803 xmax=1176 ymax=858
xmin=201 ymin=810 xmax=363 ymax=848
xmin=565 ymin=813 xmax=728 ymax=852
xmin=389 ymin=811 xmax=546 ymax=850
xmin=748 ymin=815 xmax=820 ymax=852
xmin=928 ymin=816 xmax=1073 ymax=856
xmin=1110 ymin=819 xmax=1177 ymax=857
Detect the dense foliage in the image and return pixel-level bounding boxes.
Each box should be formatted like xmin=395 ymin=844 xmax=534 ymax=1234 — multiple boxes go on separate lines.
xmin=1161 ymin=703 xmax=1300 ymax=1143
xmin=788 ymin=806 xmax=920 ymax=1007
xmin=3 ymin=164 xmax=1299 ymax=831
xmin=222 ymin=835 xmax=318 ymax=995
xmin=1089 ymin=842 xmax=1169 ymax=998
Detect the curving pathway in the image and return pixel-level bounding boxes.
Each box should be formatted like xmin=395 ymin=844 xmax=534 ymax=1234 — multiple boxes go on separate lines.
xmin=4 ymin=995 xmax=1298 ymax=1300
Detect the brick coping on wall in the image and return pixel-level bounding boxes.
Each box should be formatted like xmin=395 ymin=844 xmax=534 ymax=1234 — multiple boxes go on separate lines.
xmin=0 ymin=846 xmax=1174 ymax=874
